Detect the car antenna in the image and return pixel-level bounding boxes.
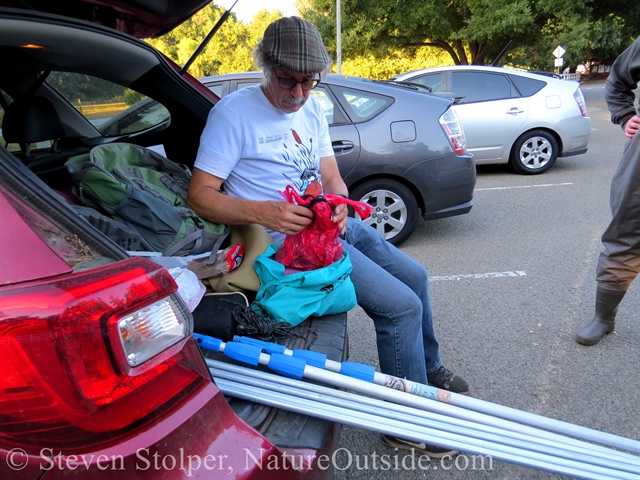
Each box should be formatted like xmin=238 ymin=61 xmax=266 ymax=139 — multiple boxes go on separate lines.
xmin=180 ymin=0 xmax=238 ymax=75
xmin=489 ymin=39 xmax=513 ymax=66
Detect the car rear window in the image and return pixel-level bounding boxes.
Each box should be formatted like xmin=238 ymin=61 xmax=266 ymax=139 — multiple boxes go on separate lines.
xmin=45 ymin=72 xmax=170 ymax=136
xmin=509 ymin=75 xmax=547 ymax=97
xmin=332 ymin=86 xmax=393 ymax=122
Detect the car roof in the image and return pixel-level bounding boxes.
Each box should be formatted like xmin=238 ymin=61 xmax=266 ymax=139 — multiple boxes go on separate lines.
xmin=395 ymin=65 xmax=561 ymax=82
xmin=200 ymin=72 xmax=453 ymax=101
xmin=0 ymin=0 xmax=211 ymax=38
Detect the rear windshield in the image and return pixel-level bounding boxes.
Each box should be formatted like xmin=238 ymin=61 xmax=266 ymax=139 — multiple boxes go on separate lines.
xmin=46 ymin=72 xmax=170 ymax=136
xmin=509 ymin=75 xmax=547 ymax=97
xmin=332 ymin=86 xmax=393 ymax=123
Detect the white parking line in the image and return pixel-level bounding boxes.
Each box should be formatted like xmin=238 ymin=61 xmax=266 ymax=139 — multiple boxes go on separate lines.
xmin=431 ymin=271 xmax=527 ymax=281
xmin=475 ymin=182 xmax=573 ymax=191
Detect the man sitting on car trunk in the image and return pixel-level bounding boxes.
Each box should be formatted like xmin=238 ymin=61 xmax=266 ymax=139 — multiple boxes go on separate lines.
xmin=187 ymin=16 xmax=469 ymax=457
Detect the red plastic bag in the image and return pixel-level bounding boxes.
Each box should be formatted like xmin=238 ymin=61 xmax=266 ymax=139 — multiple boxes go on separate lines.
xmin=275 ymin=185 xmax=372 ymax=271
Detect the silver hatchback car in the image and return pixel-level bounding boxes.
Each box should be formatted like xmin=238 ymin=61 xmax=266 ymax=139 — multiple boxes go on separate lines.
xmin=393 ymin=66 xmax=591 ymax=174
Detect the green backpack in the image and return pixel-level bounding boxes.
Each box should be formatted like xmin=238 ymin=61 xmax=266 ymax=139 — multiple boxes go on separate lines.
xmin=66 ymin=143 xmax=228 ymax=256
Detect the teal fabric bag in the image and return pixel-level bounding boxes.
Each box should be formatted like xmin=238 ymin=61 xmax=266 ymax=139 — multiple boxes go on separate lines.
xmin=253 ymin=243 xmax=357 ymax=326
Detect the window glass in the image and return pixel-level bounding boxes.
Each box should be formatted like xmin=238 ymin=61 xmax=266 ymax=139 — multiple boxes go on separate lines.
xmin=45 ymin=72 xmax=170 ymax=135
xmin=207 ymin=82 xmax=225 ymax=98
xmin=310 ymin=87 xmax=336 ymax=124
xmin=509 ymin=75 xmax=546 ymax=97
xmin=0 ymin=89 xmax=12 ymax=150
xmin=98 ymin=98 xmax=170 ymax=137
xmin=408 ymin=73 xmax=443 ymax=92
xmin=237 ymin=81 xmax=259 ymax=91
xmin=333 ymin=86 xmax=393 ymax=122
xmin=451 ymin=72 xmax=515 ymax=103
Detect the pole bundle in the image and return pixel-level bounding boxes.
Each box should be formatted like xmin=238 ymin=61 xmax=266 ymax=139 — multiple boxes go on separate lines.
xmin=195 ymin=334 xmax=640 ymax=479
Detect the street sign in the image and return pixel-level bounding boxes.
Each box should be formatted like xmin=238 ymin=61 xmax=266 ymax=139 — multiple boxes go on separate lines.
xmin=553 ymin=45 xmax=566 ymax=58
xmin=554 ymin=58 xmax=564 ymax=67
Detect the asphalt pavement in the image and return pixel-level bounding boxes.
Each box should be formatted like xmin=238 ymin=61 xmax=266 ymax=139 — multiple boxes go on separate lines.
xmin=335 ymin=80 xmax=640 ymax=479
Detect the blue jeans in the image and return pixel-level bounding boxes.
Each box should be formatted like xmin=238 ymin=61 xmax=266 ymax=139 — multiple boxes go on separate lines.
xmin=340 ymin=219 xmax=442 ymax=384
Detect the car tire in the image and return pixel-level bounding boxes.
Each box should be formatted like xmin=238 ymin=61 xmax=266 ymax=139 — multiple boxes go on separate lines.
xmin=350 ymin=179 xmax=418 ymax=247
xmin=509 ymin=130 xmax=559 ymax=175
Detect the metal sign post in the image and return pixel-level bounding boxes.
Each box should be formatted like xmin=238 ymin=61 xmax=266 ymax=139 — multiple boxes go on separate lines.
xmin=336 ymin=0 xmax=342 ymax=74
xmin=553 ymin=45 xmax=566 ymax=74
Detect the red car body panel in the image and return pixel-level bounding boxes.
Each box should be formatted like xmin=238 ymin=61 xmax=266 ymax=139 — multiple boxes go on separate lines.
xmin=0 ymin=0 xmax=212 ymax=38
xmin=0 ymin=189 xmax=72 ymax=285
xmin=0 ymin=3 xmax=339 ymax=477
xmin=0 ymin=380 xmax=320 ymax=479
xmin=0 ymin=182 xmax=335 ymax=480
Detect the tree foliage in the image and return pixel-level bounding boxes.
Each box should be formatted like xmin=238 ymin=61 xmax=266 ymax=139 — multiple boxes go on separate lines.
xmin=145 ymin=1 xmax=639 ymax=82
xmin=298 ymin=0 xmax=639 ymax=70
xmin=46 ymin=72 xmax=125 ymax=103
xmin=146 ymin=4 xmax=283 ymax=78
xmin=146 ymin=1 xmax=454 ymax=81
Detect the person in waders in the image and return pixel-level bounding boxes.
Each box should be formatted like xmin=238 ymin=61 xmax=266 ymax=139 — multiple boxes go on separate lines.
xmin=576 ymin=36 xmax=640 ymax=346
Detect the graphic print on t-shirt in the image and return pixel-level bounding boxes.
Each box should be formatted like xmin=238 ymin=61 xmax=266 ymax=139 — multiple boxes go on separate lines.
xmin=282 ymin=129 xmax=323 ymax=197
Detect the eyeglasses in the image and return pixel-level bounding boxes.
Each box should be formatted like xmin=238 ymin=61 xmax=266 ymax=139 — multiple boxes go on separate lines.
xmin=272 ymin=67 xmax=321 ymax=90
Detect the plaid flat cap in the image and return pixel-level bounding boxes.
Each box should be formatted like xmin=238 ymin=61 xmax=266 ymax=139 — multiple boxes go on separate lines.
xmin=261 ymin=16 xmax=332 ymax=74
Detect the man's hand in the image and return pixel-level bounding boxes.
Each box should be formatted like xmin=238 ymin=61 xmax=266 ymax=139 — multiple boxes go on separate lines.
xmin=261 ymin=200 xmax=314 ymax=236
xmin=319 ymin=155 xmax=349 ymax=235
xmin=331 ymin=203 xmax=349 ymax=236
xmin=623 ymin=115 xmax=640 ymax=138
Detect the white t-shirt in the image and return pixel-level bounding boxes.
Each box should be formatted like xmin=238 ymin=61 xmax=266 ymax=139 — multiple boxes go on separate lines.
xmin=195 ymin=84 xmax=334 ymax=204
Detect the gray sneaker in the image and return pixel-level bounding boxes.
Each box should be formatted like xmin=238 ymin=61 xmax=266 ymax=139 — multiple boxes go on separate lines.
xmin=382 ymin=434 xmax=458 ymax=458
xmin=427 ymin=366 xmax=470 ymax=395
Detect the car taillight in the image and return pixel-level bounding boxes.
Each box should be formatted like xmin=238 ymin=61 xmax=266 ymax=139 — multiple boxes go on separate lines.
xmin=573 ymin=88 xmax=587 ymax=116
xmin=0 ymin=258 xmax=210 ymax=454
xmin=439 ymin=107 xmax=467 ymax=154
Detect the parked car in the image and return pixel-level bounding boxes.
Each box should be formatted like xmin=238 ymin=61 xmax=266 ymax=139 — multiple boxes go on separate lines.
xmin=100 ymin=71 xmax=476 ymax=245
xmin=201 ymin=72 xmax=476 ymax=245
xmin=392 ymin=65 xmax=591 ymax=175
xmin=0 ymin=2 xmax=344 ymax=478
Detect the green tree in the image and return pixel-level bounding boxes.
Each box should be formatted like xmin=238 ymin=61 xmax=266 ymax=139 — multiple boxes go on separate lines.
xmin=340 ymin=47 xmax=452 ymax=79
xmin=298 ymin=0 xmax=639 ymax=70
xmin=46 ymin=72 xmax=125 ymax=104
xmin=146 ymin=1 xmax=453 ymax=81
xmin=124 ymin=89 xmax=145 ymax=106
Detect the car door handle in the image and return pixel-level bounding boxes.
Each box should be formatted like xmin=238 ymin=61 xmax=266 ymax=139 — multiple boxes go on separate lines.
xmin=332 ymin=141 xmax=355 ymax=154
xmin=506 ymin=107 xmax=525 ymax=115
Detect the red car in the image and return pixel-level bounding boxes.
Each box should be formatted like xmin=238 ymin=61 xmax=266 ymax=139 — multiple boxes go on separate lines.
xmin=0 ymin=1 xmax=344 ymax=478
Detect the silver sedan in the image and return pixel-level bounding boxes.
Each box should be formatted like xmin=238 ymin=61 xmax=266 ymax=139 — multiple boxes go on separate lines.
xmin=393 ymin=65 xmax=591 ymax=174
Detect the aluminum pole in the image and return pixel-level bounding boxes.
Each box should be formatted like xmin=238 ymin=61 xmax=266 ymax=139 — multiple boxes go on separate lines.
xmin=213 ymin=374 xmax=637 ymax=479
xmin=209 ymin=359 xmax=639 ymax=470
xmin=303 ymin=360 xmax=639 ymax=453
xmin=204 ymin=336 xmax=639 ymax=454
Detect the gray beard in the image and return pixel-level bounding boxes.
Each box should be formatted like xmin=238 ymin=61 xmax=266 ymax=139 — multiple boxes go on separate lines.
xmin=283 ymin=96 xmax=305 ymax=107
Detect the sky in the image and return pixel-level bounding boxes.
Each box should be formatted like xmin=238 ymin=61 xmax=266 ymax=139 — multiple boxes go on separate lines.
xmin=217 ymin=0 xmax=298 ymax=23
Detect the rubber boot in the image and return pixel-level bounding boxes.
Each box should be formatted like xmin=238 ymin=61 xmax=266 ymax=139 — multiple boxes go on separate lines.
xmin=576 ymin=289 xmax=626 ymax=346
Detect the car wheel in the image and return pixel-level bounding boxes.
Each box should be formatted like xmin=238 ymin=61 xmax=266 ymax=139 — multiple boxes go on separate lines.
xmin=350 ymin=179 xmax=418 ymax=246
xmin=509 ymin=130 xmax=559 ymax=175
